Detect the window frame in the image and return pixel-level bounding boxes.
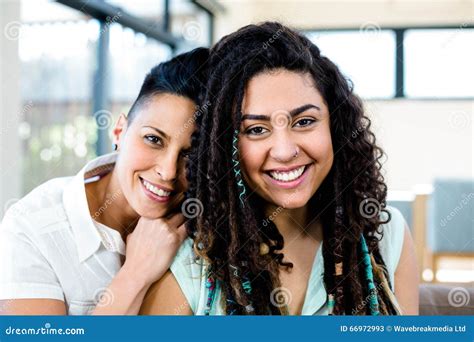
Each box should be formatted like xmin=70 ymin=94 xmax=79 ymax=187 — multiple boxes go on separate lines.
xmin=303 ymin=25 xmax=474 ymax=101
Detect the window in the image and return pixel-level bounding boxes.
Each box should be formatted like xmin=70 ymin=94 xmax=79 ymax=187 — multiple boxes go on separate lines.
xmin=404 ymin=28 xmax=474 ymax=98
xmin=306 ymin=30 xmax=396 ymax=99
xmin=19 ymin=19 xmax=97 ymax=193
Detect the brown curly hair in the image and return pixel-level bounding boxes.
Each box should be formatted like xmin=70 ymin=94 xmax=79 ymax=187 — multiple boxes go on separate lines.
xmin=185 ymin=22 xmax=400 ymax=315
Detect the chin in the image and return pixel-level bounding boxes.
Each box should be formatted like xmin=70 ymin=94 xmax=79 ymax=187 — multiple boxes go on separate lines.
xmin=270 ymin=195 xmax=311 ymax=210
xmin=139 ymin=206 xmax=169 ymax=219
xmin=130 ymin=195 xmax=168 ymax=218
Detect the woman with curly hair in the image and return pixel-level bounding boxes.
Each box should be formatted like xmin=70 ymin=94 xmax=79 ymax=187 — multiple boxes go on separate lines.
xmin=141 ymin=22 xmax=419 ymax=315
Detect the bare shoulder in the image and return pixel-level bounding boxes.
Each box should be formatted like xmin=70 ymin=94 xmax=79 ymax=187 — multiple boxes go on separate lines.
xmin=394 ymin=225 xmax=420 ymax=315
xmin=140 ymin=271 xmax=192 ymax=315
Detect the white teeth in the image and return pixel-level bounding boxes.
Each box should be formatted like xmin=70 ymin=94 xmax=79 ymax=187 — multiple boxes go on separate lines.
xmin=142 ymin=180 xmax=171 ymax=197
xmin=269 ymin=166 xmax=306 ymax=182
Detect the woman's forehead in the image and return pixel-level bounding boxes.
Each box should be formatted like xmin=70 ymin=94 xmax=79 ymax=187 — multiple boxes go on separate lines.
xmin=242 ymin=71 xmax=326 ymax=116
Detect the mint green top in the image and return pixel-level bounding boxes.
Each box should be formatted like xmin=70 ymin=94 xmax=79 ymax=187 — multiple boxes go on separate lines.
xmin=170 ymin=206 xmax=406 ymax=315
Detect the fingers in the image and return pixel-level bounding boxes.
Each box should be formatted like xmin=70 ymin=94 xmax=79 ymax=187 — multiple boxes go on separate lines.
xmin=176 ymin=223 xmax=188 ymax=243
xmin=166 ymin=212 xmax=186 ymax=229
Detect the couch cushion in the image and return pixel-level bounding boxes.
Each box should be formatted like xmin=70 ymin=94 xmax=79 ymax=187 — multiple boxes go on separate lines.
xmin=419 ymin=284 xmax=474 ymax=315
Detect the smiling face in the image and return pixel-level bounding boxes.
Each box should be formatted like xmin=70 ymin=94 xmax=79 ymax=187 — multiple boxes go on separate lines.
xmin=238 ymin=69 xmax=334 ymax=209
xmin=114 ymin=93 xmax=195 ymax=219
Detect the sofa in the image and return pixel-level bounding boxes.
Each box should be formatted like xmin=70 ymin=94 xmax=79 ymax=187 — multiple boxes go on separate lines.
xmin=419 ymin=284 xmax=474 ymax=315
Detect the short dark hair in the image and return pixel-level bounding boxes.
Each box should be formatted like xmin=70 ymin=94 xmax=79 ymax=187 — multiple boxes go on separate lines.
xmin=127 ymin=47 xmax=209 ymax=122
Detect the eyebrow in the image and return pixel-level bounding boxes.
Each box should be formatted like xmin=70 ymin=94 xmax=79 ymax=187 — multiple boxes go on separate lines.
xmin=241 ymin=104 xmax=321 ymax=121
xmin=143 ymin=126 xmax=170 ymax=140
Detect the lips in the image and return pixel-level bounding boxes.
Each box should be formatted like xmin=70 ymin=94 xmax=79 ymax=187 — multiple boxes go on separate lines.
xmin=263 ymin=163 xmax=312 ymax=189
xmin=267 ymin=165 xmax=306 ymax=182
xmin=139 ymin=177 xmax=173 ymax=202
xmin=265 ymin=164 xmax=311 ymax=182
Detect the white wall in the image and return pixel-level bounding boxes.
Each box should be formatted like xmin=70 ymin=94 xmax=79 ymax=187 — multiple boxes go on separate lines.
xmin=366 ymin=99 xmax=473 ymax=191
xmin=214 ymin=0 xmax=473 ymax=40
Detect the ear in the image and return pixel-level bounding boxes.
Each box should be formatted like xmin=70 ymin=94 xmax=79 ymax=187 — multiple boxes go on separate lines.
xmin=113 ymin=113 xmax=128 ymax=148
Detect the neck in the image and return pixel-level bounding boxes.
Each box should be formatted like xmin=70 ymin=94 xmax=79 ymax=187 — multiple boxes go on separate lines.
xmin=86 ymin=169 xmax=139 ymax=240
xmin=264 ymin=202 xmax=321 ymax=243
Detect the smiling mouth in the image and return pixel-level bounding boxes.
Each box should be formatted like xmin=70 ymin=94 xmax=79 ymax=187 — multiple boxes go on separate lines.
xmin=139 ymin=177 xmax=173 ymax=197
xmin=265 ymin=164 xmax=310 ymax=182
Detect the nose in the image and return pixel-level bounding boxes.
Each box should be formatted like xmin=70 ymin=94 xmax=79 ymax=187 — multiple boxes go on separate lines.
xmin=154 ymin=152 xmax=179 ymax=182
xmin=269 ymin=131 xmax=299 ymax=163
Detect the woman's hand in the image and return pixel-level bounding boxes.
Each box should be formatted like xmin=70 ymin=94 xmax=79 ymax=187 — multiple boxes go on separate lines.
xmin=92 ymin=213 xmax=187 ymax=315
xmin=122 ymin=213 xmax=188 ymax=287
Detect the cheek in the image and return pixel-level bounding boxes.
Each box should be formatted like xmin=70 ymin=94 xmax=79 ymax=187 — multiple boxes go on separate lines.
xmin=307 ymin=126 xmax=333 ymax=160
xmin=321 ymin=133 xmax=334 ymax=165
xmin=308 ymin=136 xmax=334 ymax=181
xmin=120 ymin=137 xmax=155 ymax=179
xmin=239 ymin=141 xmax=267 ymax=178
xmin=313 ymin=141 xmax=333 ymax=163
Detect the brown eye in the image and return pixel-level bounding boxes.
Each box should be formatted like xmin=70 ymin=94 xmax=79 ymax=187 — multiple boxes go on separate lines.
xmin=294 ymin=118 xmax=316 ymax=127
xmin=245 ymin=126 xmax=268 ymax=136
xmin=144 ymin=135 xmax=163 ymax=146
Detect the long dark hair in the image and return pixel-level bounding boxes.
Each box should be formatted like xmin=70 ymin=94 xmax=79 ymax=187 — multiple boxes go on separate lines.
xmin=186 ymin=22 xmax=399 ymax=315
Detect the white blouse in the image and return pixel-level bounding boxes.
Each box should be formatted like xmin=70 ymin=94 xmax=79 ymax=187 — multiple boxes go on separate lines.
xmin=0 ymin=153 xmax=126 ymax=315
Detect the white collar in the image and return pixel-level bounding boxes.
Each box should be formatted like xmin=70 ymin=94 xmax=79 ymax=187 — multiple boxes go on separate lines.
xmin=62 ymin=152 xmax=118 ymax=263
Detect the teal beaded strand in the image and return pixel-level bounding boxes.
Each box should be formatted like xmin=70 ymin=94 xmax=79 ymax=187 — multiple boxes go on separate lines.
xmin=232 ymin=129 xmax=247 ymax=206
xmin=204 ymin=271 xmax=217 ymax=315
xmin=360 ymin=234 xmax=380 ymax=315
xmin=328 ymin=294 xmax=336 ymax=315
xmin=241 ymin=274 xmax=255 ymax=313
